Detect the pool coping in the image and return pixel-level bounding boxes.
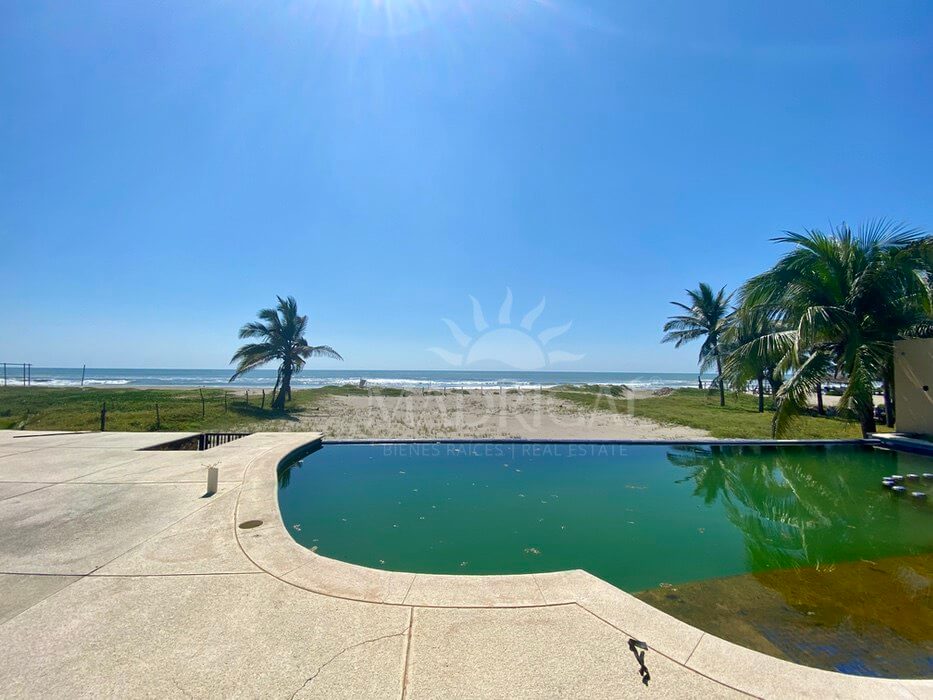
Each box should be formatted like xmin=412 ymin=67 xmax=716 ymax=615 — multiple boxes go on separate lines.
xmin=323 ymin=437 xmax=875 ymax=445
xmin=235 ymin=435 xmax=932 ymax=698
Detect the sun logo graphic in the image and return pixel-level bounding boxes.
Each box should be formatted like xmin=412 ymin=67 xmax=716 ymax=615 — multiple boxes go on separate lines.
xmin=429 ymin=289 xmax=584 ymax=370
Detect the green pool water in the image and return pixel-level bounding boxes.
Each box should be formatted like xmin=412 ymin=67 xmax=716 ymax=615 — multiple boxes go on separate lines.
xmin=279 ymin=442 xmax=930 ymax=589
xmin=278 ymin=441 xmax=933 ymax=677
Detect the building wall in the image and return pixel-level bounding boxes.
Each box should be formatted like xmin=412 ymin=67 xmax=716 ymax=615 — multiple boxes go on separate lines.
xmin=894 ymin=338 xmax=933 ymax=435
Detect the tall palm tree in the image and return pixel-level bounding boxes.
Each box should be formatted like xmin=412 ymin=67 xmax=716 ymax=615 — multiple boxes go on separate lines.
xmin=738 ymin=221 xmax=931 ymax=437
xmin=662 ymin=283 xmax=733 ymax=406
xmin=229 ymin=296 xmax=343 ymax=411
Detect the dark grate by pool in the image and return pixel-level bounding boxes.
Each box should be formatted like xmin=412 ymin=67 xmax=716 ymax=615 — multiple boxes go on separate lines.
xmin=278 ymin=441 xmax=932 ymax=678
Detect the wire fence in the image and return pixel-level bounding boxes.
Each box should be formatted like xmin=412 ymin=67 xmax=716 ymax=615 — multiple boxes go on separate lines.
xmin=1 ymin=363 xmax=32 ymax=386
xmin=0 ymin=384 xmax=275 ymax=433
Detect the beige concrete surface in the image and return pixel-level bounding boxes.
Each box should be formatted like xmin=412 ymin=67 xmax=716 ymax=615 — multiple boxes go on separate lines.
xmin=0 ymin=430 xmax=929 ymax=699
xmin=0 ymin=448 xmax=157 ymax=482
xmin=95 ymin=488 xmax=256 ymax=576
xmin=0 ymin=573 xmax=81 ymax=624
xmin=0 ymin=574 xmax=410 ymax=698
xmin=0 ymin=481 xmax=233 ymax=575
xmin=0 ymin=481 xmax=54 ymax=501
xmin=894 ymin=338 xmax=933 ymax=434
xmin=405 ymin=605 xmax=746 ymax=699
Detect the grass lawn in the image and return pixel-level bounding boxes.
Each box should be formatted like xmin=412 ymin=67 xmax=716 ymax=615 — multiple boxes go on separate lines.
xmin=550 ymin=387 xmax=885 ymax=439
xmin=0 ymin=385 xmax=407 ymax=433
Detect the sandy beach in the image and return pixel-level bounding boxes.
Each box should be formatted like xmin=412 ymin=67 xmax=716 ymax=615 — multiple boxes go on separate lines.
xmin=287 ymin=389 xmax=710 ymax=440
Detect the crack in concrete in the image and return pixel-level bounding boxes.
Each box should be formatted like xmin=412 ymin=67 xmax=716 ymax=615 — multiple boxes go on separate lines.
xmin=400 ymin=608 xmax=415 ymax=700
xmin=531 ymin=574 xmax=548 ymax=605
xmin=289 ymin=621 xmax=413 ymax=700
xmin=684 ymin=632 xmax=705 ymax=665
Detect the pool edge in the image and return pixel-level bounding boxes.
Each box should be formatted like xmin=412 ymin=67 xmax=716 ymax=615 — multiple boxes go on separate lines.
xmin=235 ymin=434 xmax=933 ymax=698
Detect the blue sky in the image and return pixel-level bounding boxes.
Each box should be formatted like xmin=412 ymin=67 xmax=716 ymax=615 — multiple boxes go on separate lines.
xmin=2 ymin=1 xmax=931 ymax=372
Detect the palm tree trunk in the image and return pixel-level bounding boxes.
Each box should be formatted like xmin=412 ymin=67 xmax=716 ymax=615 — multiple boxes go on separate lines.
xmin=715 ymin=352 xmax=725 ymax=407
xmin=816 ymin=382 xmax=824 ymax=415
xmin=270 ymin=370 xmax=281 ymax=409
xmin=859 ymin=408 xmax=877 ymax=438
xmin=859 ymin=388 xmax=877 ymax=437
xmin=882 ymin=378 xmax=894 ymax=428
xmin=272 ymin=366 xmax=291 ymax=411
xmin=757 ymin=374 xmax=764 ymax=413
xmin=767 ymin=370 xmax=781 ymax=397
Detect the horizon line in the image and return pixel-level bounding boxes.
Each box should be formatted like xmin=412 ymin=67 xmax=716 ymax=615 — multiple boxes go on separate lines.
xmin=16 ymin=366 xmax=713 ymax=375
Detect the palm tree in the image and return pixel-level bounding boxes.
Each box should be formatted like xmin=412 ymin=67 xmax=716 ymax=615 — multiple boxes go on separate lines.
xmin=738 ymin=221 xmax=931 ymax=437
xmin=721 ymin=305 xmax=786 ymax=413
xmin=662 ymin=283 xmax=733 ymax=406
xmin=229 ymin=296 xmax=343 ymax=411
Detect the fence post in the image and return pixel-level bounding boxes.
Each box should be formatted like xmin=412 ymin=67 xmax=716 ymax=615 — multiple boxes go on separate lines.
xmin=100 ymin=402 xmax=107 ymax=432
xmin=223 ymin=392 xmax=227 ymax=413
xmin=199 ymin=388 xmax=205 ymax=418
xmin=245 ymin=390 xmax=249 ymax=406
xmin=261 ymin=389 xmax=265 ymax=409
xmin=155 ymin=403 xmax=160 ymax=430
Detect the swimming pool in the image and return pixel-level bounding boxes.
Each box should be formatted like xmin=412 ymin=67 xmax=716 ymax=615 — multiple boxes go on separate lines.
xmin=278 ymin=441 xmax=932 ymax=677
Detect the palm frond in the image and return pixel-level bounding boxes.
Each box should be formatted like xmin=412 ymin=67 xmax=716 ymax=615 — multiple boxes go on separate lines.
xmin=303 ymin=345 xmax=344 ymax=361
xmin=238 ymin=321 xmax=272 ymax=340
xmin=837 ymin=347 xmax=877 ymax=425
xmin=661 ymin=327 xmax=707 ymax=347
xmin=229 ymin=342 xmax=277 ymax=381
xmin=773 ymin=351 xmax=835 ymax=437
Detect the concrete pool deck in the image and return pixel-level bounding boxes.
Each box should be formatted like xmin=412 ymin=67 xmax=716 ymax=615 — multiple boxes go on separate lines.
xmin=0 ymin=431 xmax=928 ymax=699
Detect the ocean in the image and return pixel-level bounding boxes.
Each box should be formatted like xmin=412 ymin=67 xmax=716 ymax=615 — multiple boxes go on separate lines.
xmin=5 ymin=367 xmax=714 ymax=391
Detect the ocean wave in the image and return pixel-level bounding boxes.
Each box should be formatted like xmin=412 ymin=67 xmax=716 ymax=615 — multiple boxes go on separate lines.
xmin=16 ymin=369 xmax=710 ymax=391
xmin=29 ymin=378 xmax=133 ymax=387
xmin=290 ymin=377 xmax=559 ymax=390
